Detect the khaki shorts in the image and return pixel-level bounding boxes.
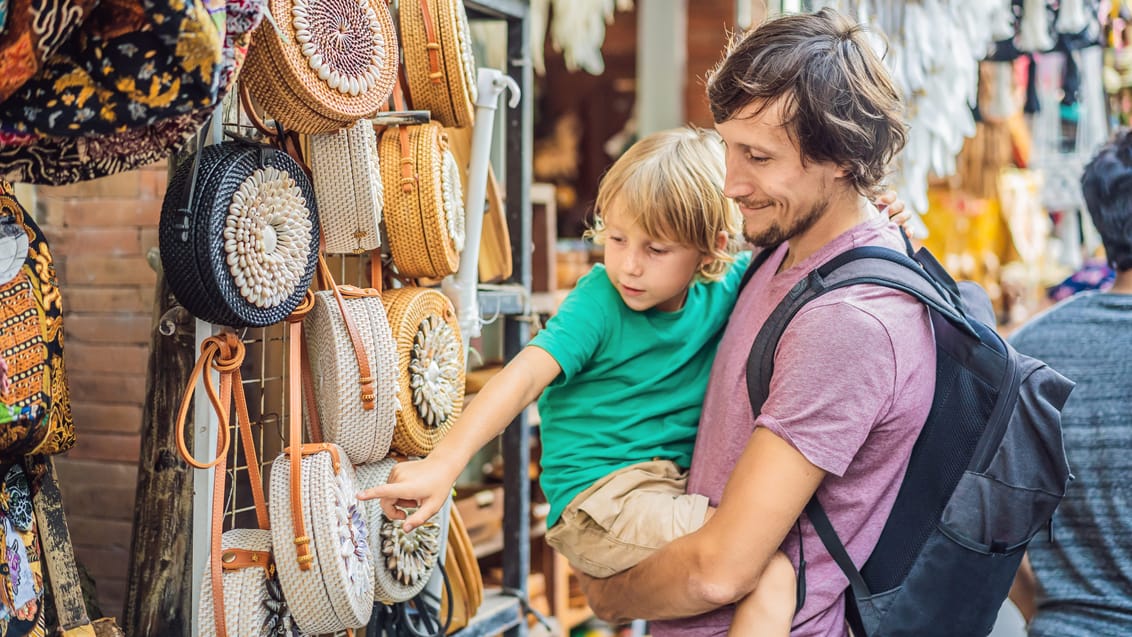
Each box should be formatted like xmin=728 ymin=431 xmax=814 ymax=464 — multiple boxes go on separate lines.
xmin=545 ymin=459 xmax=710 ymax=578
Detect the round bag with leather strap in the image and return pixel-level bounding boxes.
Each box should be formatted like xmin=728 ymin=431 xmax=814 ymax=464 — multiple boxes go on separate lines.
xmin=400 ymin=0 xmax=478 ymax=128
xmin=355 ymin=457 xmax=449 ymax=603
xmin=159 ymin=141 xmax=320 ymax=327
xmin=243 ymin=0 xmax=399 ymax=133
xmin=383 ymin=287 xmax=464 ymax=456
xmin=380 ymin=121 xmax=466 ymax=278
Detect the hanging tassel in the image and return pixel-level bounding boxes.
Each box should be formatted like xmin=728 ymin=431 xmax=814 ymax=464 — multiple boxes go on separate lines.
xmin=1017 ymin=0 xmax=1055 ymax=51
xmin=1056 ymin=0 xmax=1089 ymax=34
xmin=1024 ymin=55 xmax=1042 ymax=114
xmin=986 ymin=62 xmax=1017 ymax=120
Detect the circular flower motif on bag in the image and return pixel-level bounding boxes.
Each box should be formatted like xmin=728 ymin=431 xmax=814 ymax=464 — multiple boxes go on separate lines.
xmin=331 ymin=469 xmax=371 ymax=595
xmin=293 ymin=0 xmax=388 ymax=96
xmin=440 ymin=149 xmax=465 ymax=252
xmin=454 ymin=3 xmax=478 ymax=104
xmin=263 ymin=570 xmax=303 ymax=637
xmin=409 ymin=315 xmax=461 ymax=428
xmin=380 ymin=514 xmax=440 ymax=587
xmin=224 ymin=167 xmax=314 ymax=309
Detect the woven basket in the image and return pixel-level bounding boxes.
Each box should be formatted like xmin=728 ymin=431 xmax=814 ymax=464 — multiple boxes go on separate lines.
xmin=269 ymin=443 xmax=374 ymax=633
xmin=159 ymin=141 xmax=320 ymax=328
xmin=199 ymin=529 xmax=302 ymax=637
xmin=382 ymin=288 xmax=464 ymax=456
xmin=355 ymin=458 xmax=447 ymax=603
xmin=243 ymin=0 xmax=399 ymax=133
xmin=380 ymin=122 xmax=466 ymax=278
xmin=309 ymin=119 xmax=383 ymax=254
xmin=400 ymin=0 xmax=478 ymax=128
xmin=303 ymin=287 xmax=399 ymax=465
xmin=441 ymin=504 xmax=483 ymax=633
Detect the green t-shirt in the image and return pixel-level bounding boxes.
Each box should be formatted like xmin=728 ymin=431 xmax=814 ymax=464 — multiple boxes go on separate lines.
xmin=530 ymin=252 xmax=752 ymax=525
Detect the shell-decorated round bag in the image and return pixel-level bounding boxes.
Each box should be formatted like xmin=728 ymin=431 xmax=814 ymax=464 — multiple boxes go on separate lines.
xmin=309 ymin=119 xmax=383 ymax=254
xmin=303 ymin=285 xmax=400 ymax=465
xmin=159 ymin=142 xmax=320 ymax=328
xmin=355 ymin=458 xmax=448 ymax=603
xmin=400 ymin=0 xmax=478 ymax=128
xmin=269 ymin=442 xmax=374 ymax=633
xmin=380 ymin=122 xmax=466 ymax=278
xmin=382 ymin=288 xmax=465 ymax=456
xmin=243 ymin=0 xmax=399 ymax=133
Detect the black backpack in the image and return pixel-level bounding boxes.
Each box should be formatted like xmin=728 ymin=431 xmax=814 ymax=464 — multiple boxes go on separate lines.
xmin=741 ymin=241 xmax=1075 ymax=637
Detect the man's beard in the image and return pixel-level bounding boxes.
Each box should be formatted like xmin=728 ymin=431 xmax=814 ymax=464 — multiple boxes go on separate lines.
xmin=741 ymin=197 xmax=829 ymax=248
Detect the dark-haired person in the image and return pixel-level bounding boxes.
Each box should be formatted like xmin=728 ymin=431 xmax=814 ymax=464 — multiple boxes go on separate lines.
xmin=1006 ymin=130 xmax=1132 ymax=637
xmin=576 ymin=9 xmax=936 ymax=636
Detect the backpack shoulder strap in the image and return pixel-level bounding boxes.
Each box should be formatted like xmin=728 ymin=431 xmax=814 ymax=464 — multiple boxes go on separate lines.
xmin=743 ymin=244 xmax=979 ymax=609
xmin=737 ymin=244 xmax=782 ymax=295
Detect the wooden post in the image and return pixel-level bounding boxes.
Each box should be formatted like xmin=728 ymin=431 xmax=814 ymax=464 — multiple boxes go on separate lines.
xmin=122 ymin=254 xmax=196 ymax=637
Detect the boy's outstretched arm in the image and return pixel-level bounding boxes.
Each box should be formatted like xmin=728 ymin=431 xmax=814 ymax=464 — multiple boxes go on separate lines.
xmin=357 ymin=345 xmax=562 ymax=530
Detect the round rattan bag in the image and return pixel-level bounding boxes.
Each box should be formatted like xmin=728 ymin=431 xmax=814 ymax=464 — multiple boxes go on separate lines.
xmin=380 ymin=122 xmax=466 ymax=278
xmin=198 ymin=529 xmax=302 ymax=637
xmin=355 ymin=458 xmax=449 ymax=603
xmin=159 ymin=142 xmax=320 ymax=327
xmin=400 ymin=0 xmax=478 ymax=128
xmin=304 ymin=286 xmax=400 ymax=465
xmin=382 ymin=288 xmax=464 ymax=456
xmin=243 ymin=0 xmax=399 ymax=133
xmin=269 ymin=443 xmax=374 ymax=633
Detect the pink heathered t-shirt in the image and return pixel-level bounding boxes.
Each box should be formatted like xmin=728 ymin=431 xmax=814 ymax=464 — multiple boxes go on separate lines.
xmin=652 ymin=217 xmax=936 ymax=637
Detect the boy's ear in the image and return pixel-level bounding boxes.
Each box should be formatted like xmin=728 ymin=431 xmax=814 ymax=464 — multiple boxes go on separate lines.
xmin=703 ymin=231 xmax=729 ymax=267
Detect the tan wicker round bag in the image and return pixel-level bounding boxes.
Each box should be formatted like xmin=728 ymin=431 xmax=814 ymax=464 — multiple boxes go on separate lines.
xmin=380 ymin=121 xmax=466 ymax=278
xmin=243 ymin=0 xmax=399 ymax=133
xmin=355 ymin=458 xmax=448 ymax=603
xmin=382 ymin=288 xmax=465 ymax=456
xmin=310 ymin=119 xmax=384 ymax=254
xmin=400 ymin=0 xmax=478 ymax=128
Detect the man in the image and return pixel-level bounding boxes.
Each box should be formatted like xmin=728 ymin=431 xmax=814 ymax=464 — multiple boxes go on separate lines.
xmin=577 ymin=9 xmax=937 ymax=636
xmin=1006 ymin=130 xmax=1132 ymax=636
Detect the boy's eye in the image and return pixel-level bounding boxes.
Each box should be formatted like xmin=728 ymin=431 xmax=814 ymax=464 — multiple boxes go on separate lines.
xmin=648 ymin=246 xmax=670 ymax=255
xmin=608 ymin=235 xmax=626 ymax=244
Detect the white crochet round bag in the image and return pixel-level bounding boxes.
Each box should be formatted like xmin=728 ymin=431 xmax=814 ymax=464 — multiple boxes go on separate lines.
xmin=199 ymin=529 xmax=302 ymax=637
xmin=269 ymin=442 xmax=374 ymax=633
xmin=309 ymin=119 xmax=384 ymax=254
xmin=303 ymin=267 xmax=400 ymax=465
xmin=355 ymin=458 xmax=447 ymax=603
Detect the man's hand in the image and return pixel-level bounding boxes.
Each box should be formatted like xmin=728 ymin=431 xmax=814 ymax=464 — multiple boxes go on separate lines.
xmin=574 ymin=571 xmax=633 ymax=624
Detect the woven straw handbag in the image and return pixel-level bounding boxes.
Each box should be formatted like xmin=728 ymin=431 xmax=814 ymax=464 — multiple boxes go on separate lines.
xmin=159 ymin=140 xmax=320 ymax=328
xmin=0 ymin=181 xmax=75 ymax=460
xmin=309 ymin=119 xmax=384 ymax=254
xmin=174 ymin=333 xmax=304 ymax=637
xmin=380 ymin=121 xmax=466 ymax=278
xmin=270 ymin=316 xmax=374 ymax=634
xmin=302 ymin=258 xmax=399 ymax=465
xmin=382 ymin=288 xmax=465 ymax=456
xmin=355 ymin=458 xmax=448 ymax=604
xmin=242 ymin=0 xmax=398 ymax=133
xmin=400 ymin=0 xmax=478 ymax=128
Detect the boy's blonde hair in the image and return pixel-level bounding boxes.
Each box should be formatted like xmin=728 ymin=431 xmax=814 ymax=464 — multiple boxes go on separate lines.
xmin=585 ymin=127 xmax=743 ymax=281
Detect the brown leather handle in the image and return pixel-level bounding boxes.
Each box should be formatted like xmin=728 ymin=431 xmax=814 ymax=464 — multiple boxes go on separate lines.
xmin=418 ymin=0 xmax=444 ymax=84
xmin=316 ymin=257 xmax=378 ymax=411
xmin=285 ymin=318 xmax=315 ymax=571
xmin=175 ymin=339 xmax=236 ymax=470
xmin=391 ymin=81 xmax=418 ymax=194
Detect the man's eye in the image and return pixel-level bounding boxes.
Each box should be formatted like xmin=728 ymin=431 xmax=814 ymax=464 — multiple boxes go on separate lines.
xmin=747 ymin=153 xmax=769 ymax=164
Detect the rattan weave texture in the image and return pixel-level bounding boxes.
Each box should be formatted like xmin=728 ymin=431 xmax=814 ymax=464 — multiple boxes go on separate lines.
xmin=400 ymin=0 xmax=478 ymax=128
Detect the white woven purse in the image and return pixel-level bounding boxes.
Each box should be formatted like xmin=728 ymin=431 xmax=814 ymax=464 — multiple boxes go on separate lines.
xmin=309 ymin=120 xmax=384 ymax=254
xmin=355 ymin=458 xmax=447 ymax=603
xmin=269 ymin=316 xmax=375 ymax=634
xmin=302 ymin=258 xmax=399 ymax=465
xmin=176 ymin=334 xmax=304 ymax=637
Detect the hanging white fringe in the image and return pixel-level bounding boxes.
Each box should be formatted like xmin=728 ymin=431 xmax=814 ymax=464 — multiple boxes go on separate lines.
xmin=1056 ymin=0 xmax=1089 ymax=34
xmin=548 ymin=0 xmax=633 ymax=75
xmin=1017 ymin=0 xmax=1055 ymax=52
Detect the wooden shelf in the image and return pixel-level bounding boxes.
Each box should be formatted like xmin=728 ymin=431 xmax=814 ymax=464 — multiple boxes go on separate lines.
xmin=451 ymin=589 xmax=525 ymax=637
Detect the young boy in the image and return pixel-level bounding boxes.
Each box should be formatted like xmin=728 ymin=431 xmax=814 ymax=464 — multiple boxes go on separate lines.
xmin=362 ymin=127 xmax=814 ymax=635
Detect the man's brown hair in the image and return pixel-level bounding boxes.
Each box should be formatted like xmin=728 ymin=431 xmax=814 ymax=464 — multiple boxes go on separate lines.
xmin=706 ymin=8 xmax=906 ymax=196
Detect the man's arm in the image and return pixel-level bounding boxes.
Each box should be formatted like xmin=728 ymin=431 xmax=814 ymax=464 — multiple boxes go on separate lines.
xmin=577 ymin=427 xmax=825 ymax=623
